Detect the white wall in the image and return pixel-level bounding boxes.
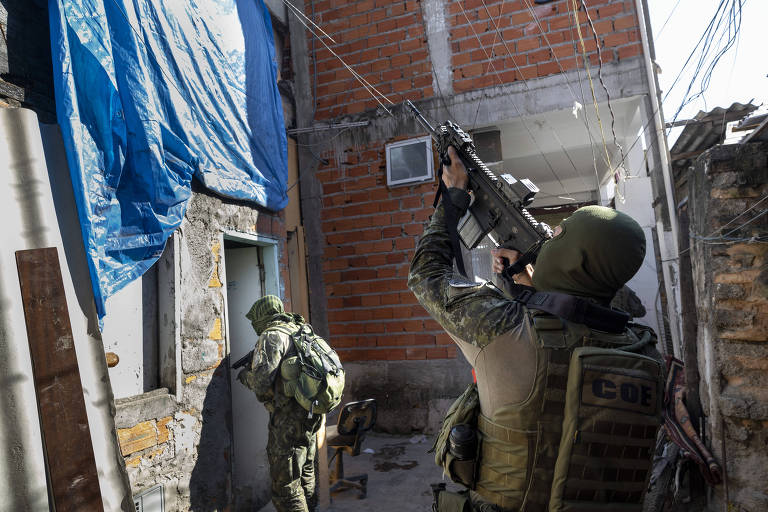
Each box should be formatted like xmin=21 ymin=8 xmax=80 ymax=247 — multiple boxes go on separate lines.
xmin=102 ymin=278 xmax=146 ymax=399
xmin=0 ymin=108 xmax=130 ymax=511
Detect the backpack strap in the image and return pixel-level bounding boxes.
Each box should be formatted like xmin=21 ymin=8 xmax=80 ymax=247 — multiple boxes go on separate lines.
xmin=509 ymin=285 xmax=629 ymax=333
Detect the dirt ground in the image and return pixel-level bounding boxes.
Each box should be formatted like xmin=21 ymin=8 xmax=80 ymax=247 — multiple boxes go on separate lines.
xmin=259 ymin=432 xmax=462 ymax=512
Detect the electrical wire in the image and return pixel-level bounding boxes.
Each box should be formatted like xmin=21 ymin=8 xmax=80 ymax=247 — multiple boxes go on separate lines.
xmin=609 ymin=0 xmax=748 ymax=178
xmin=656 ymin=0 xmax=684 ymax=38
xmin=454 ymin=0 xmax=573 ymax=196
xmin=576 ymin=0 xmax=627 ymax=173
xmin=702 ymin=194 xmax=768 ymax=238
xmin=517 ymin=0 xmax=605 ymax=190
xmin=667 ymin=0 xmax=745 ymax=127
xmin=476 ymin=0 xmax=598 ymax=191
xmin=283 ymin=1 xmax=395 ymax=116
xmin=569 ymin=0 xmax=613 ymax=174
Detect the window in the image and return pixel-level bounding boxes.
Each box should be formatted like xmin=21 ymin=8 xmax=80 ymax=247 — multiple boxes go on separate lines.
xmin=386 ymin=136 xmax=434 ymax=186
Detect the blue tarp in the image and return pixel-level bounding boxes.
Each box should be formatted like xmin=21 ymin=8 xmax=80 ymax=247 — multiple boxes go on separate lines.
xmin=49 ymin=0 xmax=288 ymax=321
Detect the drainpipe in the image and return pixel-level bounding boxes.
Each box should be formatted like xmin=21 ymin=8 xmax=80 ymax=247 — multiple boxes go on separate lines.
xmin=634 ymin=0 xmax=683 ymax=356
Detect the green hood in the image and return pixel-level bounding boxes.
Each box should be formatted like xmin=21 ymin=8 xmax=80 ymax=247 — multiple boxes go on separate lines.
xmin=531 ymin=206 xmax=646 ymax=302
xmin=245 ymin=295 xmax=299 ymax=334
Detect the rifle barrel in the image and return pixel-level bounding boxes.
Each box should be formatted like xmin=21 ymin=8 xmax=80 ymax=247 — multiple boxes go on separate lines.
xmin=405 ymin=100 xmax=439 ymax=139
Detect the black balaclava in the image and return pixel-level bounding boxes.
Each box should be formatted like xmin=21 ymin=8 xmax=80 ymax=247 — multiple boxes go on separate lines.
xmin=531 ymin=205 xmax=646 ymax=303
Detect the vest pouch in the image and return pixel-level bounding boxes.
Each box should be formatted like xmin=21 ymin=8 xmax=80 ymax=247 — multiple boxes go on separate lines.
xmin=436 ymin=489 xmax=471 ymax=512
xmin=446 ymin=453 xmax=476 ymax=488
xmin=432 ymin=383 xmax=480 ymax=485
xmin=446 ymin=423 xmax=478 ymax=487
xmin=280 ymin=356 xmax=301 ymax=381
xmin=549 ymin=346 xmax=663 ymax=512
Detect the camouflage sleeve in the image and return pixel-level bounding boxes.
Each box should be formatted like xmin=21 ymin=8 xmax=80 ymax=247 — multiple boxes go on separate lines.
xmin=408 ymin=188 xmax=526 ymax=348
xmin=237 ymin=330 xmax=289 ymax=405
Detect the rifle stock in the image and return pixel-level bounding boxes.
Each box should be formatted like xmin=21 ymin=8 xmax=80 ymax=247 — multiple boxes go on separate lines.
xmin=405 ymin=100 xmax=553 ymax=279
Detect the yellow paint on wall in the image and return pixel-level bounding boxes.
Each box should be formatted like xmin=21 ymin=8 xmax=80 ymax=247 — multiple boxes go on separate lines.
xmin=209 ymin=318 xmax=223 ymax=340
xmin=156 ymin=416 xmax=173 ymax=444
xmin=126 ymin=455 xmax=141 ymax=468
xmin=209 ymin=267 xmax=223 ymax=288
xmin=185 ymin=375 xmax=197 ymax=384
xmin=209 ymin=240 xmax=223 ymax=287
xmin=117 ymin=421 xmax=157 ymax=456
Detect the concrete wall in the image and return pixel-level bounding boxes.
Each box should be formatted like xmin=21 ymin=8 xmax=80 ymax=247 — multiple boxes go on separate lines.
xmin=0 ymin=108 xmax=133 ymax=511
xmin=291 ymin=0 xmax=656 ymax=431
xmin=687 ymin=142 xmax=768 ymax=512
xmin=114 ymin=189 xmax=292 ymax=511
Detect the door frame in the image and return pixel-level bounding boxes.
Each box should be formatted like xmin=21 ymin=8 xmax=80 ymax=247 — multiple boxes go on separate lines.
xmin=219 ymin=230 xmax=280 ymax=507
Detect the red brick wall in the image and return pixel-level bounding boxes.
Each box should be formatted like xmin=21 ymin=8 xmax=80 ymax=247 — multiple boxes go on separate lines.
xmin=306 ymin=0 xmax=644 ymax=362
xmin=448 ymin=0 xmax=641 ymax=93
xmin=309 ymin=0 xmax=641 ymax=118
xmin=317 ymin=143 xmax=458 ymax=361
xmin=311 ymin=0 xmax=431 ymax=119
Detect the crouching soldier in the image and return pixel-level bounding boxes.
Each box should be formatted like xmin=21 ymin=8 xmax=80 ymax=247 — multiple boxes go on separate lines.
xmin=237 ymin=295 xmax=344 ymax=512
xmin=409 ymin=147 xmax=665 ymax=511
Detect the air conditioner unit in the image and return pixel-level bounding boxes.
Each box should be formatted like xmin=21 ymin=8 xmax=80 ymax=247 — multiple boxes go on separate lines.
xmin=134 ymin=484 xmax=164 ymax=512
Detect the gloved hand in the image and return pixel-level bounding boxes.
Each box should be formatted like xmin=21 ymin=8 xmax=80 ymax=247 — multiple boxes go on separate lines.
xmin=237 ymin=368 xmax=255 ymax=389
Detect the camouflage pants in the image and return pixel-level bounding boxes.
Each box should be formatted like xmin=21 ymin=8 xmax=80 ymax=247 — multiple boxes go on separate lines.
xmin=267 ymin=407 xmax=321 ymax=512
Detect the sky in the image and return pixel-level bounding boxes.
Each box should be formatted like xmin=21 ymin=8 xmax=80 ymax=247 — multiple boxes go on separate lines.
xmin=647 ymin=0 xmax=765 ymax=136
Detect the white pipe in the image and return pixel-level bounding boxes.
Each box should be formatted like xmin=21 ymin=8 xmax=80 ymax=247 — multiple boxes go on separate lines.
xmin=634 ymin=0 xmax=683 ymax=356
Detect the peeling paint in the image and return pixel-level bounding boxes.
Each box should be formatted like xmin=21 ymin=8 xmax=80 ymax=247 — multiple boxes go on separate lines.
xmin=208 ymin=318 xmax=223 ymax=340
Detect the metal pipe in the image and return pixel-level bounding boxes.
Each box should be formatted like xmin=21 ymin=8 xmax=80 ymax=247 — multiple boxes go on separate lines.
xmin=635 ymin=0 xmax=683 ymax=356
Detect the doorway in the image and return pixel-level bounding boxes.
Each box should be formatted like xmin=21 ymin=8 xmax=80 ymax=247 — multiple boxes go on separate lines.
xmin=222 ymin=232 xmax=279 ymax=510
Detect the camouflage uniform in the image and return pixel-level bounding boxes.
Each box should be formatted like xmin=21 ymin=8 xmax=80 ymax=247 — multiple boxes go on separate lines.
xmin=237 ymin=296 xmax=322 ymax=512
xmin=408 ymin=192 xmax=658 ymax=511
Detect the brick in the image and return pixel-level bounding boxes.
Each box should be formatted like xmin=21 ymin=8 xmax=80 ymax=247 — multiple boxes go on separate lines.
xmin=537 ymin=61 xmax=560 ymax=77
xmin=118 ymin=421 xmax=157 ymax=456
xmin=597 ymin=2 xmax=624 ymax=18
xmin=715 ymin=283 xmax=747 ymax=301
xmin=517 ymin=36 xmax=540 ymax=53
xmin=426 ymin=347 xmax=448 ymax=359
xmin=715 ymin=308 xmax=755 ymax=329
xmin=156 ymin=416 xmax=173 ymax=444
xmin=406 ymin=348 xmax=427 ymax=360
xmin=394 ymin=237 xmax=415 ymax=250
xmin=603 ymin=32 xmax=629 ymax=48
xmin=384 ymin=348 xmax=408 ymax=360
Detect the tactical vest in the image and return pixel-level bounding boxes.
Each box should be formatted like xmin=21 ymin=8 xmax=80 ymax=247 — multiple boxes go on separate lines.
xmin=473 ymin=308 xmax=664 ymax=512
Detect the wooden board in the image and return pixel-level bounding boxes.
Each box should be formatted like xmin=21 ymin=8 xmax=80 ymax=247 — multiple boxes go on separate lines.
xmin=15 ymin=247 xmax=104 ymax=512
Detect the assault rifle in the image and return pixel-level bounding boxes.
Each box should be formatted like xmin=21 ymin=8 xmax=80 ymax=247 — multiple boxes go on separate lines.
xmin=405 ymin=100 xmax=553 ymax=281
xmin=231 ymin=350 xmax=253 ymax=370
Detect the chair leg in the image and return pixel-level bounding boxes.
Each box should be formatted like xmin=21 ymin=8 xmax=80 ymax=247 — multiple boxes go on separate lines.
xmin=328 ymin=450 xmax=368 ymax=499
xmin=333 ymin=450 xmax=344 ymax=481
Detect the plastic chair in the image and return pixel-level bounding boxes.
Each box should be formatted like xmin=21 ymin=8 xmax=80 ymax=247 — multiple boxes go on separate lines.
xmin=326 ymin=399 xmax=377 ymax=499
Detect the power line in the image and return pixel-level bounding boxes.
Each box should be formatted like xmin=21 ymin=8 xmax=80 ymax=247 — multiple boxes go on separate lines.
xmin=454 ymin=0 xmax=573 ymax=196
xmin=477 ymin=0 xmax=600 ymax=191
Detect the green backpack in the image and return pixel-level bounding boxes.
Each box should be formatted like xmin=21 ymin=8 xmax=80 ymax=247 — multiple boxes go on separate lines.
xmin=278 ymin=323 xmax=345 ymax=415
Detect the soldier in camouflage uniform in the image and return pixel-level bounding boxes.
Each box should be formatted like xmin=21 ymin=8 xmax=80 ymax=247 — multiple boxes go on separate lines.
xmin=237 ymin=295 xmax=322 ymax=512
xmin=409 ymin=147 xmax=662 ymax=511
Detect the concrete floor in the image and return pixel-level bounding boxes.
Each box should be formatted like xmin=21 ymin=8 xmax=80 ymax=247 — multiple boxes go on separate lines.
xmin=259 ymin=433 xmax=462 ymax=512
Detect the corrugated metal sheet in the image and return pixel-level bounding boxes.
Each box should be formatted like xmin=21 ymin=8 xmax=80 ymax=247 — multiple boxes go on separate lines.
xmin=669 ymin=102 xmax=758 ymax=173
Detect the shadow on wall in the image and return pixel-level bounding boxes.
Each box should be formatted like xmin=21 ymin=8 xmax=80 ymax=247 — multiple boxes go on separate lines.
xmin=2 ymin=0 xmax=56 ymax=121
xmin=189 ymin=361 xmax=233 ymax=511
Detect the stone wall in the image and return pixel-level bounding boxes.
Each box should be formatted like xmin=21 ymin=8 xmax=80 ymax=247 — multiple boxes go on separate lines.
xmin=688 ymin=142 xmax=768 ymax=512
xmin=115 ymin=187 xmax=290 ymax=511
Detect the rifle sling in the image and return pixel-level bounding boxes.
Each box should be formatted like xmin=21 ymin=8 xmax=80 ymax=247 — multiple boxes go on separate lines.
xmin=509 ymin=285 xmax=629 ymax=333
xmin=434 ymin=175 xmax=466 ymax=276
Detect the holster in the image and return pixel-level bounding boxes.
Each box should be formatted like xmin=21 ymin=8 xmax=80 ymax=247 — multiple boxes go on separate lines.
xmin=435 ymin=489 xmax=471 ymax=512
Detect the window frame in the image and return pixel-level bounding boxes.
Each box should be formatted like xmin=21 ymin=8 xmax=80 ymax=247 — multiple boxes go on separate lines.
xmin=385 ymin=135 xmax=434 ymax=186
